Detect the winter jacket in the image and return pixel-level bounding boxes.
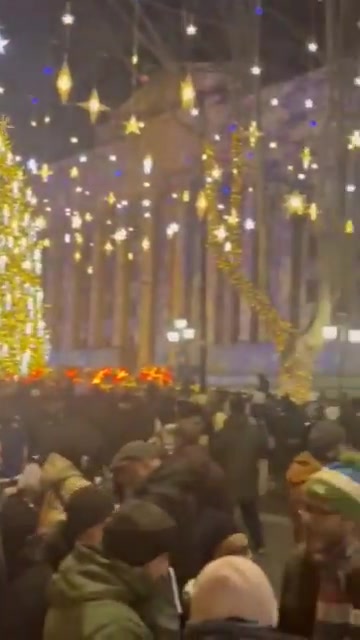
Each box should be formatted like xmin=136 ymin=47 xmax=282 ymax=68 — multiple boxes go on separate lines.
xmin=278 ymin=544 xmax=360 ymax=639
xmin=211 ymin=416 xmax=267 ymax=502
xmin=38 ymin=453 xmax=90 ymax=532
xmin=44 ymin=544 xmax=154 ymax=640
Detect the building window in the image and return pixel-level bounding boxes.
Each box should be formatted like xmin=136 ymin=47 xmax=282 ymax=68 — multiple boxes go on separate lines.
xmin=306 ymin=279 xmax=318 ymax=303
xmin=308 ymin=235 xmax=318 ymax=260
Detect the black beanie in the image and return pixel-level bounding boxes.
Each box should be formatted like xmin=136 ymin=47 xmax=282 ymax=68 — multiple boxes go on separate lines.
xmin=64 ymin=486 xmax=115 ymax=542
xmin=103 ymin=499 xmax=176 ymax=567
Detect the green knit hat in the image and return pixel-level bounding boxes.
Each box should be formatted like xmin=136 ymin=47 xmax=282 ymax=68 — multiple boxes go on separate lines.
xmin=305 ymin=452 xmax=360 ymax=523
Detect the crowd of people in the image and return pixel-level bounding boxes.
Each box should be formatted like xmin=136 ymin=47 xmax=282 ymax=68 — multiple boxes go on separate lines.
xmin=0 ymin=379 xmax=358 ymax=640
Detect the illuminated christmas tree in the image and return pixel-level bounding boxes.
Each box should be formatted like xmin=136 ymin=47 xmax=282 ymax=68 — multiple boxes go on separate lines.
xmin=0 ymin=118 xmax=49 ymax=376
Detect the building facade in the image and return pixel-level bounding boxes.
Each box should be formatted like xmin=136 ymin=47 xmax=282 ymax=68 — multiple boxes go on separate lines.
xmin=35 ymin=65 xmax=360 ymax=384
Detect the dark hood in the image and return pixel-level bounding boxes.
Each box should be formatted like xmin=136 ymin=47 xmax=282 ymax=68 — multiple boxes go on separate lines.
xmin=185 ymin=620 xmax=302 ymax=640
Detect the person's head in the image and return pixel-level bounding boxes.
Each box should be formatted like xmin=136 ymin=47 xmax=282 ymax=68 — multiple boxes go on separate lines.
xmin=111 ymin=441 xmax=162 ymax=498
xmin=213 ymin=533 xmax=252 ymax=560
xmin=190 ymin=556 xmax=278 ymax=627
xmin=229 ymin=394 xmax=246 ymax=417
xmin=302 ymin=453 xmax=360 ymax=562
xmin=64 ymin=485 xmax=115 ymax=548
xmin=308 ymin=421 xmax=346 ymax=463
xmin=175 ymin=415 xmax=204 ymax=449
xmin=103 ymin=500 xmax=176 ymax=580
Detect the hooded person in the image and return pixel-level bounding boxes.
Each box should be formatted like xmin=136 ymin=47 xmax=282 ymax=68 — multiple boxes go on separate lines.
xmin=38 ymin=423 xmax=100 ymax=532
xmin=110 ymin=440 xmax=163 ymax=502
xmin=44 ymin=500 xmax=179 ymax=640
xmin=1 ymin=485 xmax=115 ymax=640
xmin=186 ymin=556 xmax=293 ymax=640
xmin=279 ymin=452 xmax=360 ymax=640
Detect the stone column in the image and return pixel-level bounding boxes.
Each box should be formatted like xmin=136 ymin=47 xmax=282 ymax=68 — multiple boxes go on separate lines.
xmin=88 ymin=220 xmax=104 ymax=349
xmin=62 ymin=257 xmax=81 ymax=351
xmin=112 ymin=240 xmax=130 ymax=364
xmin=137 ymin=213 xmax=156 ymax=368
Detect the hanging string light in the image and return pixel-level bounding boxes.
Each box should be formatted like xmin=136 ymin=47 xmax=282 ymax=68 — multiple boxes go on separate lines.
xmin=77 ymin=88 xmax=110 ymax=124
xmin=123 ymin=0 xmax=145 ymax=135
xmin=56 ymin=59 xmax=73 ymax=104
xmin=180 ymin=74 xmax=196 ymax=111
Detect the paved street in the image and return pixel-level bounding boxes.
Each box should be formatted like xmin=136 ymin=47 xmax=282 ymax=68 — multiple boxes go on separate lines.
xmin=259 ymin=513 xmax=292 ymax=596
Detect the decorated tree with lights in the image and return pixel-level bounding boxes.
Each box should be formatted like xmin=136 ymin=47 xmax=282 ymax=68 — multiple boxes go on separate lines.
xmin=0 ymin=119 xmax=48 ymax=376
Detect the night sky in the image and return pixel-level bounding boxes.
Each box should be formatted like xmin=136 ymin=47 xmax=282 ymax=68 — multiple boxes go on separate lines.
xmin=0 ymin=0 xmax=359 ymax=161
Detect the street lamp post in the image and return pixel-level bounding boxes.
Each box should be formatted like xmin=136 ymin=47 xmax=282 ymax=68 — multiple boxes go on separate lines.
xmin=167 ymin=318 xmax=196 ymax=385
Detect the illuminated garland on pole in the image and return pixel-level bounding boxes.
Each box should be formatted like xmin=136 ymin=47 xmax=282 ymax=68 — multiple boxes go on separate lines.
xmin=201 ymin=141 xmax=293 ymax=355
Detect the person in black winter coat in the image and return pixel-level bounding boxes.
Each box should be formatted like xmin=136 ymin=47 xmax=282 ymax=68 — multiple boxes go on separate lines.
xmin=211 ymin=395 xmax=267 ymax=552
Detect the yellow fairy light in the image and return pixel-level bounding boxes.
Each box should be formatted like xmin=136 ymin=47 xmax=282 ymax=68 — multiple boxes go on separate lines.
xmin=124 ymin=114 xmax=144 ymax=135
xmin=74 ymin=251 xmax=81 ymax=262
xmin=104 ymin=241 xmax=114 ymax=254
xmin=214 ymin=225 xmax=227 ymax=242
xmin=87 ymin=266 xmax=93 ymax=275
xmin=345 ymin=219 xmax=354 ymax=234
xmin=56 ymin=59 xmax=73 ymax=104
xmin=70 ymin=166 xmax=79 ymax=179
xmin=128 ymin=252 xmax=134 ymax=261
xmin=196 ymin=190 xmax=208 ymax=219
xmin=227 ymin=208 xmax=239 ymax=225
xmin=43 ymin=238 xmax=51 ymax=248
xmin=142 ymin=236 xmax=150 ymax=251
xmin=143 ymin=154 xmax=153 ymax=175
xmin=211 ymin=164 xmax=222 ymax=180
xmin=180 ymin=74 xmax=196 ymax=111
xmin=39 ymin=164 xmax=53 ymax=182
xmin=77 ymin=88 xmax=110 ymax=124
xmin=84 ymin=212 xmax=93 ymax=222
xmin=182 ymin=190 xmax=190 ymax=202
xmin=301 ymin=146 xmax=312 ymax=170
xmin=348 ymin=130 xmax=360 ymax=150
xmin=114 ymin=228 xmax=127 ymax=242
xmin=74 ymin=233 xmax=83 ymax=245
xmin=247 ymin=120 xmax=262 ymax=147
xmin=284 ymin=191 xmax=306 ymax=216
xmin=308 ymin=202 xmax=319 ymax=221
xmin=106 ymin=192 xmax=116 ymax=206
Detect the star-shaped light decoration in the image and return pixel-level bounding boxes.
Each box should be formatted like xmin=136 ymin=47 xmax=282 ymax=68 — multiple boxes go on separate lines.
xmin=301 ymin=146 xmax=312 ymax=170
xmin=124 ymin=114 xmax=144 ymax=135
xmin=0 ymin=35 xmax=9 ymax=55
xmin=284 ymin=191 xmax=306 ymax=216
xmin=70 ymin=166 xmax=79 ymax=179
xmin=56 ymin=59 xmax=73 ymax=104
xmin=84 ymin=212 xmax=93 ymax=222
xmin=348 ymin=130 xmax=360 ymax=150
xmin=39 ymin=164 xmax=53 ymax=183
xmin=180 ymin=74 xmax=196 ymax=111
xmin=247 ymin=120 xmax=262 ymax=147
xmin=106 ymin=192 xmax=117 ymax=206
xmin=186 ymin=22 xmax=198 ymax=36
xmin=211 ymin=164 xmax=223 ymax=180
xmin=78 ymin=88 xmax=110 ymax=124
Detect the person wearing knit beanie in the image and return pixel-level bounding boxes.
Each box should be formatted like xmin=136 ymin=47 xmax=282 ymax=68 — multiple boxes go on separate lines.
xmin=103 ymin=499 xmax=177 ymax=578
xmin=304 ymin=451 xmax=360 ymax=525
xmin=187 ymin=556 xmax=278 ymax=636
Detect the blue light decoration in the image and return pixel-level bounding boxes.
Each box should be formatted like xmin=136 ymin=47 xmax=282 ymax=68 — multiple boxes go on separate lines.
xmin=114 ymin=169 xmax=123 ymax=177
xmin=228 ymin=123 xmax=237 ymax=133
xmin=222 ymin=185 xmax=231 ymax=196
xmin=43 ymin=66 xmax=54 ymax=75
xmin=255 ymin=6 xmax=264 ymax=16
xmin=309 ymin=119 xmax=317 ymax=128
xmin=31 ymin=97 xmax=39 ymax=105
xmin=246 ymin=151 xmax=255 ymax=160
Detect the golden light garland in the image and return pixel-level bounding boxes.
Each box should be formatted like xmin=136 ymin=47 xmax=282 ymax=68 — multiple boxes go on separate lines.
xmin=202 ymin=142 xmax=293 ymax=354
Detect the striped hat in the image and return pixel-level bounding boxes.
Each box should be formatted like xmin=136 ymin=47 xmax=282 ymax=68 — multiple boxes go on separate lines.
xmin=305 ymin=452 xmax=360 ymax=523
